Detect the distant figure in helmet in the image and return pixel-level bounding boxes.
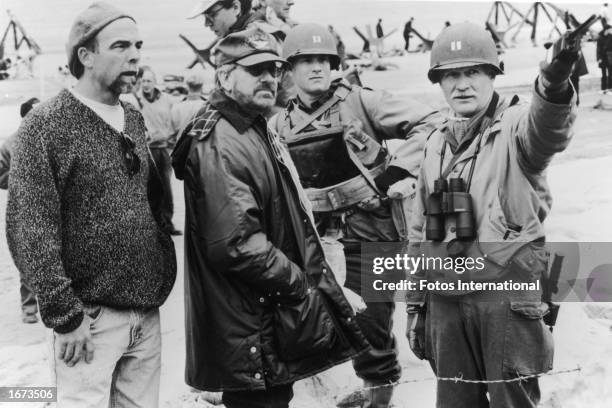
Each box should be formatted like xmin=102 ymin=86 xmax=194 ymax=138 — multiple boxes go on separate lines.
xmin=328 ymin=25 xmax=348 ymax=70
xmin=375 ymin=18 xmax=385 ymax=56
xmin=271 ymin=23 xmax=441 ymax=408
xmin=406 ymin=21 xmax=577 ymax=407
xmin=403 ymin=17 xmax=414 ymax=51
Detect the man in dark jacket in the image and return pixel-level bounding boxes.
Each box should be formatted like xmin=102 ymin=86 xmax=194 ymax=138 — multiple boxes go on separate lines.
xmin=171 ymin=27 xmax=369 ymax=408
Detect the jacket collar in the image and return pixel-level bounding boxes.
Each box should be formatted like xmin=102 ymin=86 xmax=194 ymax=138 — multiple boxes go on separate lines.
xmin=440 ymin=93 xmax=506 ymax=154
xmin=209 ymin=90 xmax=262 ymax=134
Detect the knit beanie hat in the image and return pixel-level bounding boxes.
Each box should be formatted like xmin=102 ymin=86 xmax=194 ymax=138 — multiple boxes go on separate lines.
xmin=66 ymin=2 xmax=136 ymax=78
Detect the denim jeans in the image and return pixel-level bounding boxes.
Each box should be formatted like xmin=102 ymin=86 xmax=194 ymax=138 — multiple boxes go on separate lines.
xmin=51 ymin=306 xmax=162 ymax=408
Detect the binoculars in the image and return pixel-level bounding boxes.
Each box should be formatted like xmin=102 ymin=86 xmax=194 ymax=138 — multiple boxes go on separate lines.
xmin=425 ymin=178 xmax=476 ymax=241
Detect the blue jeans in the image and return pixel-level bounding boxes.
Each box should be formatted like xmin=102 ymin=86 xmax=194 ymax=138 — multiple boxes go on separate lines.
xmin=51 ymin=306 xmax=162 ymax=408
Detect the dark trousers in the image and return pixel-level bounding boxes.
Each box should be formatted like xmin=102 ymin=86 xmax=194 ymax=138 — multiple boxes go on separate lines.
xmin=601 ymin=64 xmax=612 ymax=90
xmin=149 ymin=147 xmax=174 ymax=230
xmin=222 ymin=384 xmax=294 ymax=408
xmin=426 ymin=292 xmax=554 ymax=408
xmin=345 ymin=248 xmax=401 ymax=384
xmin=20 ymin=273 xmax=37 ymax=315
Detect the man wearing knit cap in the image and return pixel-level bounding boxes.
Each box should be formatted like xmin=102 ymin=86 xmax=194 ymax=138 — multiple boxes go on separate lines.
xmin=6 ymin=3 xmax=177 ymax=407
xmin=172 ymin=27 xmax=369 ymax=408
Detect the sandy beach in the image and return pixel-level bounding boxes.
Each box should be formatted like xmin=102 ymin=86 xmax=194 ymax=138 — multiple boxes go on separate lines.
xmin=1 ymin=1 xmax=612 ymax=407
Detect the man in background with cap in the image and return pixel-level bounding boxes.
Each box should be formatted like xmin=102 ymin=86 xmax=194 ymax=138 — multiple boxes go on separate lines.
xmin=405 ymin=22 xmax=577 ymax=407
xmin=172 ymin=27 xmax=369 ymax=408
xmin=1 ymin=97 xmax=40 ymax=324
xmin=6 ymin=3 xmax=176 ymax=407
xmin=187 ymin=0 xmax=294 ymax=111
xmin=187 ymin=0 xmax=272 ymax=39
xmin=171 ymin=73 xmax=207 ymax=132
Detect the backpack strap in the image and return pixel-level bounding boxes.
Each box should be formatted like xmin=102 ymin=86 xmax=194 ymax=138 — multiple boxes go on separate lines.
xmin=290 ymin=80 xmax=354 ymax=134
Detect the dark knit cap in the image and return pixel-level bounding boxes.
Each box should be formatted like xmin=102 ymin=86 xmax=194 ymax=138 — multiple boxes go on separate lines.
xmin=20 ymin=97 xmax=40 ymax=118
xmin=66 ymin=2 xmax=136 ymax=77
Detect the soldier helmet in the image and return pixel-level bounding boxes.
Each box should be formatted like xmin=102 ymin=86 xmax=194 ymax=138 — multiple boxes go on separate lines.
xmin=282 ymin=23 xmax=340 ymax=70
xmin=428 ymin=22 xmax=503 ymax=83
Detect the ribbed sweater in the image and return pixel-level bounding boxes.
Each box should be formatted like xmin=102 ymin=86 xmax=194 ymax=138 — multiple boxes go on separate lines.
xmin=6 ymin=89 xmax=177 ymax=333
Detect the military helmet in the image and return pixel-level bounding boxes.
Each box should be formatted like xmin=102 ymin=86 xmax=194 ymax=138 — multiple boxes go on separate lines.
xmin=282 ymin=23 xmax=340 ymax=70
xmin=428 ymin=22 xmax=503 ymax=83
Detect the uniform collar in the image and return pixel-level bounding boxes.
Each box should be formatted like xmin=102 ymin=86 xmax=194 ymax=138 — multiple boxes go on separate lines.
xmin=209 ymin=90 xmax=263 ymax=134
xmin=290 ymin=78 xmax=344 ymax=114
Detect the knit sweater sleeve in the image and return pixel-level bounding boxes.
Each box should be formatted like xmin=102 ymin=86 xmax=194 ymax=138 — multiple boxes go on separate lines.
xmin=6 ymin=114 xmax=84 ymax=334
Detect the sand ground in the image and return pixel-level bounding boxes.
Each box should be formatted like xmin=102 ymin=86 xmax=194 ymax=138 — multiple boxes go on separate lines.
xmin=1 ymin=47 xmax=612 ymax=407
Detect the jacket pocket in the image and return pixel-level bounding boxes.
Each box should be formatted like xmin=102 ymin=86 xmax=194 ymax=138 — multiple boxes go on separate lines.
xmin=273 ymin=289 xmax=336 ymax=361
xmin=502 ymin=301 xmax=554 ymax=377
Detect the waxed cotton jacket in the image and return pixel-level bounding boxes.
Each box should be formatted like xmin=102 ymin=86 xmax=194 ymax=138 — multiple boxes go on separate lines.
xmin=406 ymin=82 xmax=576 ymax=300
xmin=172 ymin=91 xmax=369 ymax=392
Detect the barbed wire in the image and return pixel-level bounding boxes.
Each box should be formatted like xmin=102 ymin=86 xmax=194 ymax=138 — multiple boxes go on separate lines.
xmin=360 ymin=366 xmax=582 ymax=391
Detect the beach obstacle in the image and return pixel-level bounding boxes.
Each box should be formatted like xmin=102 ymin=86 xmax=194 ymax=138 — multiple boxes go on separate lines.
xmin=352 ymin=25 xmax=398 ymax=55
xmin=179 ymin=34 xmax=216 ymax=69
xmin=0 ymin=10 xmax=42 ymax=60
xmin=408 ymin=26 xmax=434 ymax=52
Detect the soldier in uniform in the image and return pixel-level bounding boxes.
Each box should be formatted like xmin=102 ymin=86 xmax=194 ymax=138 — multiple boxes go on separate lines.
xmin=270 ymin=23 xmax=440 ymax=408
xmin=405 ymin=22 xmax=577 ymax=407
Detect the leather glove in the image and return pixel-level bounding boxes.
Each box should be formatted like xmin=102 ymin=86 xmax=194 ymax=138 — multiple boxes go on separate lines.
xmin=406 ymin=304 xmax=427 ymax=360
xmin=539 ymin=49 xmax=580 ymax=85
